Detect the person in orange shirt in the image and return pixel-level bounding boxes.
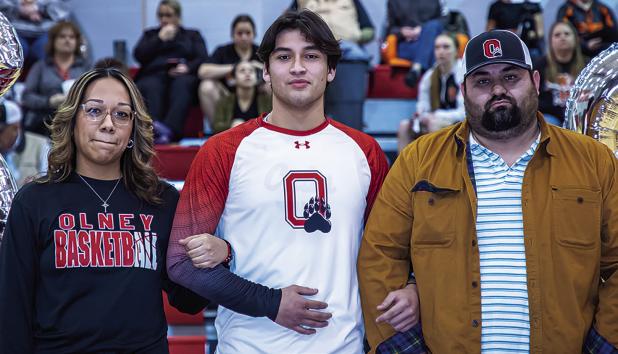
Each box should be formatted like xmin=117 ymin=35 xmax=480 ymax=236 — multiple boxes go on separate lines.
xmin=557 ymin=0 xmax=618 ymax=56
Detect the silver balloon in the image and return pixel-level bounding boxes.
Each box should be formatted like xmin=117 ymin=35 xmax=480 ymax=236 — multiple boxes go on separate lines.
xmin=0 ymin=12 xmax=23 ymax=97
xmin=0 ymin=13 xmax=22 ymax=244
xmin=564 ymin=43 xmax=618 ymax=157
xmin=0 ymin=154 xmax=17 ymax=241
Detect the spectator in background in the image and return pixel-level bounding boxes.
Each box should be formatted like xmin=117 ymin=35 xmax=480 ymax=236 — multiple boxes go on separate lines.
xmin=442 ymin=5 xmax=470 ymax=39
xmin=534 ymin=21 xmax=588 ymax=126
xmin=386 ymin=0 xmax=444 ymax=87
xmin=198 ymin=14 xmax=260 ymax=129
xmin=0 ymin=0 xmax=70 ymax=65
xmin=557 ymin=0 xmax=618 ymax=57
xmin=212 ymin=60 xmax=271 ymax=134
xmin=291 ymin=0 xmax=375 ymax=61
xmin=22 ymin=20 xmax=89 ymax=137
xmin=0 ymin=89 xmax=49 ymax=188
xmin=0 ymin=99 xmax=21 ymax=157
xmin=11 ymin=129 xmax=50 ymax=188
xmin=134 ymin=0 xmax=207 ymax=144
xmin=397 ymin=33 xmax=464 ymax=152
xmin=0 ymin=97 xmax=25 ymax=183
xmin=487 ymin=0 xmax=545 ymax=58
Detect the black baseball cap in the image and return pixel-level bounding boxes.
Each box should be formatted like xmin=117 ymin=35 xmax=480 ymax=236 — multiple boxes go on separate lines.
xmin=462 ymin=30 xmax=533 ymax=78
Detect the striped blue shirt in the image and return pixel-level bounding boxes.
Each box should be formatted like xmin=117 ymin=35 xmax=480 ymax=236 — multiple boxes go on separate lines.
xmin=470 ymin=133 xmax=540 ymax=353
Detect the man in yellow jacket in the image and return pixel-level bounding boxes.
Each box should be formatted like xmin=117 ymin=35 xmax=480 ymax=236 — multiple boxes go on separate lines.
xmin=359 ymin=29 xmax=618 ymax=353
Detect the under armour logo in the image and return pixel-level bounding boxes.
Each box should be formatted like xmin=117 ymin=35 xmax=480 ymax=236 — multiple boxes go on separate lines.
xmin=294 ymin=141 xmax=310 ymax=149
xmin=483 ymin=39 xmax=503 ymax=58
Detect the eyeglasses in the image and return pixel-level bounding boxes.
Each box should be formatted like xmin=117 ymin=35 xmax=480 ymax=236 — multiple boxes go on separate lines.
xmin=80 ymin=102 xmax=134 ymax=126
xmin=157 ymin=12 xmax=175 ymax=18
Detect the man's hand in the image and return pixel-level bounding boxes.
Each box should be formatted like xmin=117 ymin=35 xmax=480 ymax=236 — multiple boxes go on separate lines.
xmin=179 ymin=233 xmax=228 ymax=268
xmin=158 ymin=24 xmax=178 ymax=41
xmin=376 ymin=283 xmax=419 ymax=332
xmin=275 ymin=285 xmax=332 ymax=335
xmin=401 ymin=26 xmax=422 ymax=42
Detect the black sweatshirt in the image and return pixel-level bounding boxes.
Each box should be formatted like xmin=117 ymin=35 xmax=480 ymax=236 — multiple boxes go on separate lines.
xmin=0 ymin=174 xmax=208 ymax=354
xmin=133 ymin=27 xmax=208 ymax=80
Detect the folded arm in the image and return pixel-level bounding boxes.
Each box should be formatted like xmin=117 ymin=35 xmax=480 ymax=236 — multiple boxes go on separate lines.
xmin=358 ymin=145 xmax=419 ymax=351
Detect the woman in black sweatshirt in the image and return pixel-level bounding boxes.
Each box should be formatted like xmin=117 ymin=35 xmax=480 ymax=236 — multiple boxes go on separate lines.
xmin=0 ymin=67 xmax=208 ymax=353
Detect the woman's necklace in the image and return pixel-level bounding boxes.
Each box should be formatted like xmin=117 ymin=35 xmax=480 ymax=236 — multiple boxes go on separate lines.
xmin=78 ymin=174 xmax=121 ymax=213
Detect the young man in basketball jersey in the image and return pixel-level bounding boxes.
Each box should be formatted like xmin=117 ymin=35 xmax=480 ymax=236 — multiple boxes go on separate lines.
xmin=167 ymin=10 xmax=418 ymax=353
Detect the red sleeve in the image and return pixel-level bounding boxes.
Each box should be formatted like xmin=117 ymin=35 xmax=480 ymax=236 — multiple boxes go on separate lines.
xmin=165 ymin=120 xmax=282 ymax=321
xmin=170 ymin=124 xmax=255 ymax=243
xmin=330 ymin=120 xmax=389 ymax=222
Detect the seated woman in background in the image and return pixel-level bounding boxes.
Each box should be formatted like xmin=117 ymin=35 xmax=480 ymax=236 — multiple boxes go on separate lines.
xmin=212 ymin=60 xmax=271 ymax=133
xmin=22 ymin=20 xmax=89 ymax=136
xmin=0 ymin=67 xmax=208 ymax=352
xmin=0 ymin=95 xmax=50 ymax=187
xmin=533 ymin=20 xmax=587 ymax=126
xmin=198 ymin=14 xmax=261 ymax=128
xmin=397 ymin=32 xmax=464 ymax=152
xmin=133 ymin=0 xmax=207 ymax=144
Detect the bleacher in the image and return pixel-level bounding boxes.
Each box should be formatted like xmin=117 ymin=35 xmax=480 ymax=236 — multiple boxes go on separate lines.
xmin=163 ymin=291 xmax=217 ymax=354
xmin=153 ymin=64 xmax=417 ymax=183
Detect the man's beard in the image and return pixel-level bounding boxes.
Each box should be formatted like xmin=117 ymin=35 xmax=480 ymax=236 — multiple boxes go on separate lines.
xmin=481 ymin=95 xmax=522 ymax=132
xmin=465 ymin=89 xmax=538 ymax=140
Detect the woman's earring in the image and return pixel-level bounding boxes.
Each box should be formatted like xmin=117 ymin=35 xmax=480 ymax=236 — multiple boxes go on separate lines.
xmin=126 ymin=139 xmax=134 ymax=149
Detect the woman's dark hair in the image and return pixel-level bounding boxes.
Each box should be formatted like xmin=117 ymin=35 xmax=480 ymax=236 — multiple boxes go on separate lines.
xmin=439 ymin=32 xmax=460 ymax=51
xmin=231 ymin=60 xmax=262 ymax=87
xmin=231 ymin=14 xmax=256 ymax=35
xmin=257 ymin=10 xmax=341 ymax=72
xmin=45 ymin=21 xmax=83 ymax=57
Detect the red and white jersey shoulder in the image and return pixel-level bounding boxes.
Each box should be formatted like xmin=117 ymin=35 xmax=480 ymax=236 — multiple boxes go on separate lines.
xmin=173 ymin=115 xmax=388 ymax=354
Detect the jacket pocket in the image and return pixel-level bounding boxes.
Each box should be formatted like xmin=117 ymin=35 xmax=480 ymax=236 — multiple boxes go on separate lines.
xmin=412 ymin=182 xmax=459 ymax=248
xmin=551 ymin=186 xmax=601 ymax=249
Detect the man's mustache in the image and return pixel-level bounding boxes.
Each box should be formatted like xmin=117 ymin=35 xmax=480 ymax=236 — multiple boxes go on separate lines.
xmin=485 ymin=95 xmax=516 ymax=110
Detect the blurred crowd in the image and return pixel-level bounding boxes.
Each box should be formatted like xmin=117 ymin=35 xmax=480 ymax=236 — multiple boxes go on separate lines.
xmin=0 ymin=0 xmax=617 ymax=184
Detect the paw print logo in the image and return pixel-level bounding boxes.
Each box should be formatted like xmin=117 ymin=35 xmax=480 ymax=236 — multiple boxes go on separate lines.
xmin=303 ymin=196 xmax=332 ymax=233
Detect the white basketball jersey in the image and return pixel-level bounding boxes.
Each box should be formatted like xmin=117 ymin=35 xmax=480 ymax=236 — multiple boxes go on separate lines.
xmin=174 ymin=116 xmax=387 ymax=354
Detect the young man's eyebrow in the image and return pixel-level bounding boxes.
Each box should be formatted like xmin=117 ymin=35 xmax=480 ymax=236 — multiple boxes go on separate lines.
xmin=272 ymin=45 xmax=321 ymax=53
xmin=272 ymin=47 xmax=291 ymax=53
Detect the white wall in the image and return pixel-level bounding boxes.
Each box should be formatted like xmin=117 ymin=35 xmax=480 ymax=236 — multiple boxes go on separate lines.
xmin=72 ymin=0 xmax=618 ymax=67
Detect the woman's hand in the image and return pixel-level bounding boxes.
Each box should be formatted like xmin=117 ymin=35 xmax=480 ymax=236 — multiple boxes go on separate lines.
xmin=179 ymin=233 xmax=229 ymax=268
xmin=158 ymin=24 xmax=178 ymax=41
xmin=169 ymin=63 xmax=189 ymax=76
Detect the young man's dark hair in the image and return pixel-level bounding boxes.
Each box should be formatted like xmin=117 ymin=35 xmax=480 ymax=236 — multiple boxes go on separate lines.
xmin=231 ymin=14 xmax=256 ymax=34
xmin=257 ymin=10 xmax=342 ymax=72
